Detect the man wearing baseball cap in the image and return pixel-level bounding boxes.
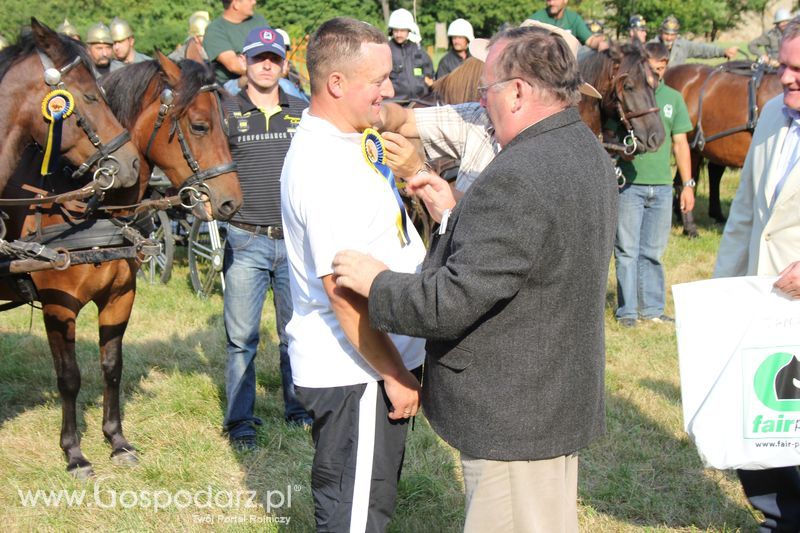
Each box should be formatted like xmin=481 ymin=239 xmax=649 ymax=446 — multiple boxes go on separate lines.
xmin=221 ymin=26 xmax=312 ymax=451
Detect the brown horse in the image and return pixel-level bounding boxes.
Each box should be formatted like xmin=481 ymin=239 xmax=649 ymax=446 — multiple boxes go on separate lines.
xmin=664 ymin=61 xmax=781 ymax=232
xmin=0 ymin=19 xmax=139 ymax=196
xmin=3 ymin=51 xmax=241 ymax=478
xmin=578 ymin=42 xmax=665 ymax=154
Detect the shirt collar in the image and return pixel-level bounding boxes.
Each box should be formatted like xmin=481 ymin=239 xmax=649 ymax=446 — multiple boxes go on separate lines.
xmin=236 ymin=86 xmax=289 ymax=113
xmin=783 ymin=105 xmax=800 ymax=124
xmin=298 ymin=109 xmax=363 ymax=142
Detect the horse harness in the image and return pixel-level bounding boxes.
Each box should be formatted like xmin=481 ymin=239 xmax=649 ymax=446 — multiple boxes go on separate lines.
xmin=691 ymin=61 xmax=772 ymax=151
xmin=36 ymin=50 xmax=132 ymax=189
xmin=0 ymin=51 xmax=159 ymax=298
xmin=144 ymin=85 xmax=237 ymax=211
xmin=610 ymin=70 xmax=660 ymax=157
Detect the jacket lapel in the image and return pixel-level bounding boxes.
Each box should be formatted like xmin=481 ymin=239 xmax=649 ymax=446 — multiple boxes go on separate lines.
xmin=766 ymin=113 xmax=793 ymax=208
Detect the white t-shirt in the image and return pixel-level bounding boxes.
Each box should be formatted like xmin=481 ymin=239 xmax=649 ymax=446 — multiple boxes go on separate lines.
xmin=280 ymin=110 xmax=426 ymax=388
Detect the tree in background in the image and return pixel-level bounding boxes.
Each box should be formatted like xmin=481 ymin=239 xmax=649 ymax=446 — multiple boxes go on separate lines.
xmin=604 ymin=0 xmax=768 ymax=40
xmin=0 ymin=0 xmax=768 ymax=54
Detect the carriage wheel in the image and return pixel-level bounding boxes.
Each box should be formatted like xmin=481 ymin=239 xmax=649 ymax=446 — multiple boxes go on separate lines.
xmin=138 ymin=209 xmax=174 ymax=284
xmin=188 ymin=218 xmax=226 ymax=298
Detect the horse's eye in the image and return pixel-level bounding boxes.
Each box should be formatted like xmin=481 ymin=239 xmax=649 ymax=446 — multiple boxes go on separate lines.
xmin=190 ymin=122 xmax=210 ymax=135
xmin=624 ymin=83 xmax=634 ymax=92
xmin=83 ymin=93 xmax=99 ymax=103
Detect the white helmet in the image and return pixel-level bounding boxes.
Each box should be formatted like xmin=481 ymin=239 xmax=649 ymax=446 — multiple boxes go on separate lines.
xmin=275 ymin=28 xmax=291 ymax=49
xmin=408 ymin=22 xmax=422 ymax=44
xmin=775 ymin=8 xmax=792 ymax=24
xmin=447 ymin=18 xmax=474 ymax=42
xmin=388 ymin=9 xmax=415 ymax=31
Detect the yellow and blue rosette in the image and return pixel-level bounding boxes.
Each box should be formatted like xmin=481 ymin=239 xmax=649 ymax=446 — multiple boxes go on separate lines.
xmin=362 ymin=128 xmax=410 ymax=246
xmin=40 ymin=89 xmax=75 ymax=176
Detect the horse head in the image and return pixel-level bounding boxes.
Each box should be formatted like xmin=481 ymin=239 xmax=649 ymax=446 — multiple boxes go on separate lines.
xmin=102 ymin=52 xmax=242 ymax=221
xmin=0 ymin=19 xmax=140 ymax=192
xmin=580 ymin=41 xmax=665 ymax=154
xmin=606 ymin=41 xmax=665 ymax=153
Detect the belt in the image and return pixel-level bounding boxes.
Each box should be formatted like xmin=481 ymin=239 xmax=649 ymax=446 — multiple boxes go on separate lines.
xmin=229 ymin=221 xmax=283 ymax=239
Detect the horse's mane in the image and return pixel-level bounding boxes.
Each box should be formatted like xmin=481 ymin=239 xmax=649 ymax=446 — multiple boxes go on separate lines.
xmin=0 ymin=30 xmax=92 ymax=85
xmin=432 ymin=57 xmax=483 ymax=104
xmin=580 ymin=41 xmax=647 ymax=87
xmin=101 ymin=58 xmax=215 ymax=129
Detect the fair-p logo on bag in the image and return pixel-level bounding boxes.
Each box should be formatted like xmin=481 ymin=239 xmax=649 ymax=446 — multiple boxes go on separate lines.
xmin=754 ymin=353 xmax=800 ymax=411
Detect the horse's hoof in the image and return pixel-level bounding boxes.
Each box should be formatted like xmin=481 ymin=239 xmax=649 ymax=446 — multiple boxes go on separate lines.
xmin=110 ymin=449 xmax=139 ymax=467
xmin=68 ymin=465 xmax=95 ymax=480
xmin=683 ymin=229 xmax=699 ymax=239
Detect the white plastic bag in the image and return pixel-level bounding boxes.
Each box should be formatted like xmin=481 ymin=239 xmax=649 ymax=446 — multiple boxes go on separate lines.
xmin=673 ymin=276 xmax=800 ymax=470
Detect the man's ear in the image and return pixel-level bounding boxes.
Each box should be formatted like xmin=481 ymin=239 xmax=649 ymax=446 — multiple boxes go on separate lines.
xmin=328 ymin=71 xmax=345 ymax=98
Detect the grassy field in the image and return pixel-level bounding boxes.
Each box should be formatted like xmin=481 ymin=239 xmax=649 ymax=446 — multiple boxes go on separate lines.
xmin=0 ymin=168 xmax=762 ymax=532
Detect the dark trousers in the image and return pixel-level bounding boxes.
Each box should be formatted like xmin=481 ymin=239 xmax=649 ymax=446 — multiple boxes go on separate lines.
xmin=738 ymin=467 xmax=800 ymax=532
xmin=296 ymin=371 xmax=419 ymax=533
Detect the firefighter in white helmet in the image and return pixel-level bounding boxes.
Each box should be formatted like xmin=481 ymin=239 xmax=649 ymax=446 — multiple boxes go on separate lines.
xmin=436 ymin=18 xmax=474 ymax=79
xmin=388 ymin=8 xmax=433 ymax=101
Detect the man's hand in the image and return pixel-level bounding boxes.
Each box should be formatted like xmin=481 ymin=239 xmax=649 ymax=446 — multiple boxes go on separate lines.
xmin=775 ymin=261 xmax=800 ymax=299
xmin=332 ymin=251 xmax=388 ymax=297
xmin=405 ymin=172 xmax=457 ymax=223
xmin=724 ymin=46 xmax=739 ymax=60
xmin=680 ymin=186 xmax=695 ymax=213
xmin=383 ymin=131 xmax=425 ymax=179
xmin=384 ymin=370 xmax=421 ymax=420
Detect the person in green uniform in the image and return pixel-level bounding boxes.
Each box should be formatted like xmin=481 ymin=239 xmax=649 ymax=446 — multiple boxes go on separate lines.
xmin=203 ymin=0 xmax=268 ymax=85
xmin=614 ymin=41 xmax=695 ymax=327
xmin=528 ymin=0 xmax=605 ymax=50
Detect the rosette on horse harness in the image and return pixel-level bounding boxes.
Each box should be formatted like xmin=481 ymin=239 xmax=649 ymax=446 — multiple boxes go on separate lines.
xmin=37 ymin=51 xmax=131 ymax=190
xmin=362 ymin=128 xmax=410 ymax=247
xmin=143 ymin=86 xmax=237 ymax=210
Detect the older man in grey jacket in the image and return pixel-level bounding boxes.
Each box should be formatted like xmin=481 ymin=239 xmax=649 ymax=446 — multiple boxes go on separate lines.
xmin=333 ymin=25 xmax=617 ymax=532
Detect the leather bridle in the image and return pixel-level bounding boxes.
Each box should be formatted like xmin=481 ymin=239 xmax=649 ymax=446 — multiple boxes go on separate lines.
xmin=144 ymin=84 xmax=237 ymax=209
xmin=37 ymin=50 xmax=132 ymax=190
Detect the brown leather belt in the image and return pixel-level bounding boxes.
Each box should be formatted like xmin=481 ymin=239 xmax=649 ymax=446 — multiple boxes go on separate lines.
xmin=229 ymin=221 xmax=283 ymax=239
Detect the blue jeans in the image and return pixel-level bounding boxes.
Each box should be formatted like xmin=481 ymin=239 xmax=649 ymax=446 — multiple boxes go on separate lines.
xmin=614 ymin=184 xmax=673 ymax=320
xmin=222 ymin=224 xmax=309 ymax=439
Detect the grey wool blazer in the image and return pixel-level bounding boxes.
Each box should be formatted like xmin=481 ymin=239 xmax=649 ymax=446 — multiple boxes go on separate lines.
xmin=369 ymin=107 xmax=618 ymax=460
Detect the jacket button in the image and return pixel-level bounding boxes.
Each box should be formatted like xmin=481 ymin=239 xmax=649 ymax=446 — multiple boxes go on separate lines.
xmin=765 ymin=234 xmax=771 ymax=241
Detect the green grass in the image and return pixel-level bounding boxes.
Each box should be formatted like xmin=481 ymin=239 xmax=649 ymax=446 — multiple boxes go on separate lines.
xmin=0 ymin=167 xmax=761 ymax=531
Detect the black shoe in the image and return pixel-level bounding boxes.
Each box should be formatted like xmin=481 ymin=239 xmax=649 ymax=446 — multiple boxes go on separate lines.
xmin=230 ymin=435 xmax=258 ymax=452
xmin=645 ymin=314 xmax=675 ymax=324
xmin=618 ymin=318 xmax=637 ymax=328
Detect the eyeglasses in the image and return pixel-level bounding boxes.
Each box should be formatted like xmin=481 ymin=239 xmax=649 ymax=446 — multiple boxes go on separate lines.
xmin=476 ymin=77 xmax=527 ymax=99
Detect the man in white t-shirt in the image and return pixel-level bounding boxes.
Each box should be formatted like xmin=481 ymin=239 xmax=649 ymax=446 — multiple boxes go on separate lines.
xmin=280 ymin=17 xmax=426 ymax=532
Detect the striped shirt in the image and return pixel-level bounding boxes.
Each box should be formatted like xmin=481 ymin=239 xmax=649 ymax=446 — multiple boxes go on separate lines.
xmin=414 ymin=103 xmax=500 ymax=192
xmin=222 ymin=88 xmax=306 ymax=226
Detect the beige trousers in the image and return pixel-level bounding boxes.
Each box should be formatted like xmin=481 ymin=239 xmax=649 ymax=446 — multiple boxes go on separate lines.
xmin=460 ymin=453 xmax=579 ymax=533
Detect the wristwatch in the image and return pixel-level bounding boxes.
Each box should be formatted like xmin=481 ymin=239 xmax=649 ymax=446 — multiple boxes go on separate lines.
xmin=682 ymin=179 xmax=696 ymax=188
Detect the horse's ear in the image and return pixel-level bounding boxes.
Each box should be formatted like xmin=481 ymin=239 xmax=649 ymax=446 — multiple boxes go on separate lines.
xmin=608 ymin=41 xmax=624 ymax=63
xmin=155 ymin=50 xmax=181 ymax=87
xmin=30 ymin=18 xmax=66 ymax=63
xmin=185 ymin=39 xmax=204 ymax=63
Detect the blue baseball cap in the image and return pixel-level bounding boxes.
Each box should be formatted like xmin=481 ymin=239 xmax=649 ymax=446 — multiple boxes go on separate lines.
xmin=242 ymin=27 xmax=286 ymax=59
